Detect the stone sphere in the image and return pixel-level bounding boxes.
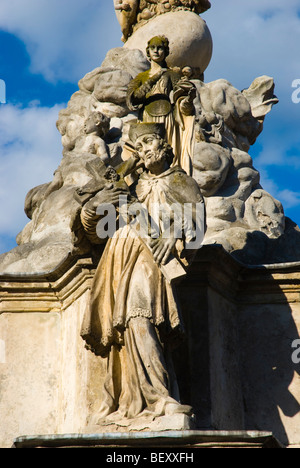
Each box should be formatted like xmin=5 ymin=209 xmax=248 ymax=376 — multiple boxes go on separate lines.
xmin=124 ymin=11 xmax=213 ymax=73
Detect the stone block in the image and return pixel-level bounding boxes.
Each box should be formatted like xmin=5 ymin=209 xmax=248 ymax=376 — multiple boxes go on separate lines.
xmin=0 ymin=247 xmax=299 ymax=448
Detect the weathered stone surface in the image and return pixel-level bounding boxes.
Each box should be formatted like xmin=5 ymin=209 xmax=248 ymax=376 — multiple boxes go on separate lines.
xmin=99 ymin=47 xmax=150 ymax=77
xmin=195 ymin=78 xmax=262 ymax=147
xmin=0 ymin=153 xmax=97 ymax=275
xmin=1 ymin=34 xmax=299 ymax=277
xmin=93 ymin=70 xmax=133 ymax=105
xmin=86 ymin=414 xmax=195 ymax=433
xmin=0 ymin=247 xmax=299 ymax=448
xmin=12 ymin=430 xmax=283 ymax=449
xmin=114 ymin=0 xmax=212 ymax=43
xmin=242 ymin=75 xmax=279 ymax=121
xmin=192 ymin=142 xmax=231 ymax=197
xmin=0 ymin=2 xmax=299 ymax=452
xmin=1 ymin=41 xmax=299 ymax=275
xmin=125 ymin=11 xmax=213 ymax=74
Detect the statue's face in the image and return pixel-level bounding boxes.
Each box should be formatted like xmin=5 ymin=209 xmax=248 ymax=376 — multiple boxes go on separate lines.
xmin=135 ymin=134 xmax=167 ymax=173
xmin=148 ymin=42 xmax=166 ymax=64
xmin=84 ymin=113 xmax=109 ymax=137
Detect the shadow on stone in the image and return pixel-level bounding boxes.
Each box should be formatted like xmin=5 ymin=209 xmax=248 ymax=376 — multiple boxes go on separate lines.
xmin=171 ymin=244 xmax=300 ymax=447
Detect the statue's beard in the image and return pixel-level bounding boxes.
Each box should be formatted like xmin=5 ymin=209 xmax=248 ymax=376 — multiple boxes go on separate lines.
xmin=144 ymin=148 xmax=168 ymax=172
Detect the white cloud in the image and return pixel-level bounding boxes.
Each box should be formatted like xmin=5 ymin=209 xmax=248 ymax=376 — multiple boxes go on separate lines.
xmin=277 ymin=190 xmax=300 ymax=209
xmin=254 ymin=167 xmax=300 ymax=214
xmin=204 ymin=0 xmax=300 ymax=222
xmin=205 ymin=0 xmax=300 ymax=89
xmin=253 ymin=124 xmax=300 ymax=169
xmin=0 ymin=0 xmax=122 ymax=83
xmin=0 ymin=0 xmax=299 ymax=253
xmin=0 ymin=0 xmax=299 ymax=98
xmin=0 ymin=103 xmax=63 ymax=238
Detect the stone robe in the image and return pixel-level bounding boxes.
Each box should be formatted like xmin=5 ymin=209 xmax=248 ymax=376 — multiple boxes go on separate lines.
xmin=127 ymin=70 xmax=196 ymax=175
xmin=81 ymin=166 xmax=204 ymax=420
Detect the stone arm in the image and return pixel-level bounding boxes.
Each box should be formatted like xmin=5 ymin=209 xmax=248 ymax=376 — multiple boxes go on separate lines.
xmin=173 ymin=78 xmax=197 ymax=116
xmin=80 ymin=184 xmax=131 ymax=245
xmin=80 ymin=156 xmax=141 ymax=245
xmin=126 ymin=70 xmax=166 ymax=110
xmin=149 ymin=225 xmax=178 ymax=266
xmin=150 ymin=176 xmax=205 ymax=266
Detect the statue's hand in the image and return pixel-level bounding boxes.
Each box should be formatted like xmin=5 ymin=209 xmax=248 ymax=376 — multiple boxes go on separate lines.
xmin=149 ymin=235 xmax=177 ymax=265
xmin=89 ymin=184 xmax=129 ymax=210
xmin=179 ymin=87 xmax=197 ymax=116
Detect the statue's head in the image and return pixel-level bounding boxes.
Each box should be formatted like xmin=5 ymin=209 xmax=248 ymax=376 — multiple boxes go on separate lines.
xmin=129 ymin=122 xmax=173 ymax=173
xmin=146 ymin=36 xmax=169 ymax=63
xmin=84 ymin=112 xmax=110 ymax=137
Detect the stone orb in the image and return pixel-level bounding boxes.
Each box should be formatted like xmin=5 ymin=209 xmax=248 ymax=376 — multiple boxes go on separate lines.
xmin=124 ymin=11 xmax=213 ymax=73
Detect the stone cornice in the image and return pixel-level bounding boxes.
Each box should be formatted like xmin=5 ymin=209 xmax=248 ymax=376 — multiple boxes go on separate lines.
xmin=0 ymin=245 xmax=300 ymax=314
xmin=0 ymin=255 xmax=95 ymax=313
xmin=187 ymin=245 xmax=300 ymax=305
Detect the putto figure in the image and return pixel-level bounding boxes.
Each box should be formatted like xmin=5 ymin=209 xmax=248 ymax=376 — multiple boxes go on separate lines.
xmin=80 ymin=122 xmax=205 ymax=427
xmin=127 ymin=35 xmax=197 ymax=174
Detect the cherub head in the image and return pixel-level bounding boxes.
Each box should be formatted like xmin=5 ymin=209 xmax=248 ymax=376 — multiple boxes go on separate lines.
xmin=83 ymin=112 xmax=110 ymax=138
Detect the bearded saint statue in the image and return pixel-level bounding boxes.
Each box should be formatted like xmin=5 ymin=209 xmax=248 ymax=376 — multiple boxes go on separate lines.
xmin=80 ymin=122 xmax=205 ymax=424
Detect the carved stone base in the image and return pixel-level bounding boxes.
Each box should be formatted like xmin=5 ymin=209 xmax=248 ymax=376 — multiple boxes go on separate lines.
xmin=85 ymin=414 xmax=195 ymax=434
xmin=1 ymin=246 xmax=300 ymax=448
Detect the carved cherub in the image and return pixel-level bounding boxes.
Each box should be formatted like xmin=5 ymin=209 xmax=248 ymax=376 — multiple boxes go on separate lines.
xmin=74 ymin=112 xmax=111 ymax=162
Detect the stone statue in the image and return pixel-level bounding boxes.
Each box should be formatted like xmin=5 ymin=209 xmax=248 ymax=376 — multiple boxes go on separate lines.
xmin=1 ymin=6 xmax=300 ymax=283
xmin=1 ymin=3 xmax=300 ymax=447
xmin=73 ymin=112 xmax=111 ymax=161
xmin=126 ymin=35 xmax=196 ymax=174
xmin=114 ymin=0 xmax=211 ymax=41
xmin=80 ymin=122 xmax=205 ymax=428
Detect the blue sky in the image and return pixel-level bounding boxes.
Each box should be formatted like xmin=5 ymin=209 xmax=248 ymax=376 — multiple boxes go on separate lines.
xmin=0 ymin=0 xmax=299 ymax=254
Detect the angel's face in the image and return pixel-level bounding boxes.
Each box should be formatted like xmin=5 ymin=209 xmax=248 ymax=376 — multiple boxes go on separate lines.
xmin=148 ymin=42 xmax=166 ymax=64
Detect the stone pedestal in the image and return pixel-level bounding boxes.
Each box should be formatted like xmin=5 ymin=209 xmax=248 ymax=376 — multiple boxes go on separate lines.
xmin=12 ymin=430 xmax=283 ymax=449
xmin=0 ymin=246 xmax=299 ymax=448
xmin=175 ymin=246 xmax=300 ymax=447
